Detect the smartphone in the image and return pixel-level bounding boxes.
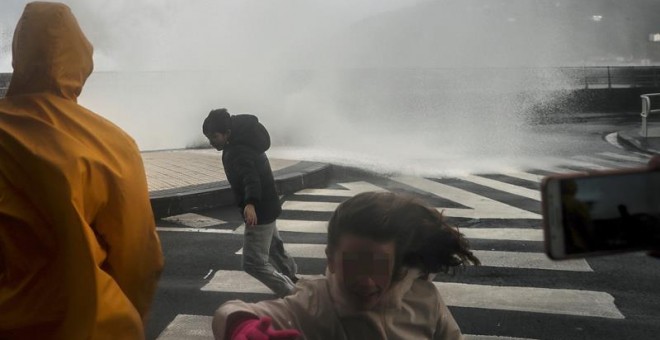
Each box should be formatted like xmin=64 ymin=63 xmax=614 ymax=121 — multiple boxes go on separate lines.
xmin=541 ymin=167 xmax=660 ymax=260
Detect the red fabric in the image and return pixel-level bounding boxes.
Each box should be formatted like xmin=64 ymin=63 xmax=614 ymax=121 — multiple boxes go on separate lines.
xmin=231 ymin=316 xmax=300 ymax=340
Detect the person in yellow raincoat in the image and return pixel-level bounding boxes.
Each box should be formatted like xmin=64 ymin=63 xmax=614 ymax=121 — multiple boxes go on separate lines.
xmin=0 ymin=2 xmax=163 ymax=339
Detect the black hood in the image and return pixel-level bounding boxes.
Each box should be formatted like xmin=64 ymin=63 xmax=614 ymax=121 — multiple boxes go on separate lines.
xmin=228 ymin=114 xmax=271 ymax=153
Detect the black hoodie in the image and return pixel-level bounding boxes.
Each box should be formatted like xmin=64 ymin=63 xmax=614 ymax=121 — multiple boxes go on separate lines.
xmin=221 ymin=114 xmax=281 ymax=224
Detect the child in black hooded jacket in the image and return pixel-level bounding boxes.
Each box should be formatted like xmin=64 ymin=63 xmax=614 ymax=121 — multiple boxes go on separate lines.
xmin=203 ymin=108 xmax=298 ymax=297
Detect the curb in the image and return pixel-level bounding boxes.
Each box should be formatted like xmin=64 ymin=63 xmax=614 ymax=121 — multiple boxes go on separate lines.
xmin=616 ymin=129 xmax=660 ymax=155
xmin=149 ymin=161 xmax=332 ymax=219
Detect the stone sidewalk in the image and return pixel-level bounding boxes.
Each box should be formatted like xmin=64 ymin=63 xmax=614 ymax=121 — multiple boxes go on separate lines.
xmin=142 ymin=149 xmax=331 ymax=219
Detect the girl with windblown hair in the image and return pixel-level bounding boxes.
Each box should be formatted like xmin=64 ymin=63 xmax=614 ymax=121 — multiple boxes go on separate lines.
xmin=213 ymin=191 xmax=480 ymax=340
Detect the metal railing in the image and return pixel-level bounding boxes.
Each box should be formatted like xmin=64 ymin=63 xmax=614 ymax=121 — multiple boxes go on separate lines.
xmin=557 ymin=66 xmax=660 ymax=89
xmin=640 ymin=93 xmax=660 ymax=138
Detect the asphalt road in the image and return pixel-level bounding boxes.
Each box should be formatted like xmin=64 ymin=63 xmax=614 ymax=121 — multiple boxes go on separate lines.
xmin=147 ymin=116 xmax=660 ymax=340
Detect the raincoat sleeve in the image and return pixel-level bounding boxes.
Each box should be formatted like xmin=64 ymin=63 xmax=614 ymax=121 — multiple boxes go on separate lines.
xmin=92 ymin=146 xmax=164 ymax=320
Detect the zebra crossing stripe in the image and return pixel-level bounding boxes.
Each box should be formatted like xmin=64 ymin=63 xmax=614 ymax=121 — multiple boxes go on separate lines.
xmin=296 ymin=181 xmax=387 ymax=196
xmin=155 ymin=314 xmax=538 ymax=340
xmin=500 ymin=172 xmax=544 ymax=183
xmin=156 ymin=314 xmax=213 ymax=339
xmin=599 ymin=152 xmax=649 ymax=163
xmin=460 ymin=175 xmax=540 ymax=200
xmin=201 ymin=270 xmax=619 ymax=318
xmin=296 ymin=188 xmax=356 ymax=196
xmin=460 ymin=228 xmax=542 ymax=241
xmin=470 ymin=250 xmax=592 ymax=271
xmin=277 ymin=219 xmax=327 ymax=233
xmin=234 ymin=245 xmax=592 ymax=272
xmin=556 ymin=158 xmax=610 ymax=170
xmin=435 ymin=282 xmax=624 ymax=319
xmin=393 ymin=176 xmax=541 ymax=219
xmin=528 ymin=163 xmax=583 ymax=174
xmin=572 ymin=155 xmax=636 ymax=168
xmin=282 ymin=200 xmax=339 ymax=211
xmin=201 ymin=270 xmax=272 ymax=293
xmin=276 ymin=220 xmax=544 ymax=243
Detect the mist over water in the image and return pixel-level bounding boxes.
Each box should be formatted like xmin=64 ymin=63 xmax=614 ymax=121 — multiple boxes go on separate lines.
xmin=2 ymin=0 xmax=655 ymax=175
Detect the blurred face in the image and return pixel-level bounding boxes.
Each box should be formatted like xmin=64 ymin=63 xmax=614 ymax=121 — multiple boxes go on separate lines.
xmin=326 ymin=234 xmax=395 ymax=310
xmin=205 ymin=131 xmax=230 ymax=151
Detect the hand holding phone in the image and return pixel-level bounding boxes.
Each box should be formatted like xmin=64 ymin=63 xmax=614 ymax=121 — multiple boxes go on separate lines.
xmin=541 ymin=158 xmax=660 ymax=260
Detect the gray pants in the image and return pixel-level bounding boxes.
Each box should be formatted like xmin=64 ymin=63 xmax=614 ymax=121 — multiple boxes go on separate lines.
xmin=242 ymin=220 xmax=298 ymax=297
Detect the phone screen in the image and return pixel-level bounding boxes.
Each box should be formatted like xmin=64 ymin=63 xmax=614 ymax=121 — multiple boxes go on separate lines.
xmin=543 ymin=170 xmax=660 ymax=259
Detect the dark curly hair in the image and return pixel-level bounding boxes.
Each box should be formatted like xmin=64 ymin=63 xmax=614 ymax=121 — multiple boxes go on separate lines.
xmin=327 ymin=191 xmax=480 ymax=282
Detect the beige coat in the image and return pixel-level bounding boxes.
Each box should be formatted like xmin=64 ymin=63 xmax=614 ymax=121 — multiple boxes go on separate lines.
xmin=0 ymin=3 xmax=163 ymax=339
xmin=214 ymin=269 xmax=463 ymax=340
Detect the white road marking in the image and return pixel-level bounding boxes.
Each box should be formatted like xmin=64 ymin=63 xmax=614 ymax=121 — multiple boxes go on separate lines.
xmin=393 ymin=176 xmax=541 ymax=219
xmin=501 ymin=172 xmax=544 ymax=183
xmin=156 ymin=314 xmax=214 ymax=340
xmin=296 ymin=181 xmax=387 ymax=196
xmin=572 ymin=155 xmax=634 ymax=169
xmin=460 ymin=228 xmax=543 ymax=241
xmin=435 ymin=282 xmax=624 ymax=319
xmin=277 ymin=219 xmax=327 ymax=233
xmin=599 ymin=151 xmax=649 ymax=163
xmin=281 ymin=200 xmax=339 ymax=211
xmin=276 ymin=221 xmax=544 ymax=243
xmin=460 ymin=175 xmax=540 ymax=201
xmin=559 ymin=158 xmax=610 ymax=170
xmin=471 ymin=250 xmax=592 ymax=272
xmin=201 ymin=270 xmax=272 ymax=293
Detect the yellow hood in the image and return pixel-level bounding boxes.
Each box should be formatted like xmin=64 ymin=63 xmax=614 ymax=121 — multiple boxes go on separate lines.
xmin=7 ymin=1 xmax=93 ymax=100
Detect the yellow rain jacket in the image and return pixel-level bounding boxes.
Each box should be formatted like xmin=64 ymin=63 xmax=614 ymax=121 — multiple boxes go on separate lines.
xmin=0 ymin=2 xmax=163 ymax=339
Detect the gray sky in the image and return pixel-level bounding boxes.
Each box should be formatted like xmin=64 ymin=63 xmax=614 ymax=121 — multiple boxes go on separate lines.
xmin=1 ymin=0 xmax=426 ymax=72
